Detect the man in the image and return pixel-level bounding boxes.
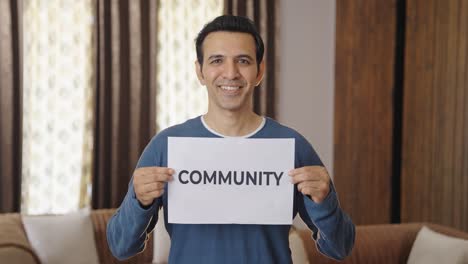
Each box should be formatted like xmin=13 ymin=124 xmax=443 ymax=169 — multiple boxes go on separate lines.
xmin=107 ymin=15 xmax=355 ymax=263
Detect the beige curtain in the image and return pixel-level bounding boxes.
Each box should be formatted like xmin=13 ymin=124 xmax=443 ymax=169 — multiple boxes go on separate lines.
xmin=92 ymin=0 xmax=159 ymax=209
xmin=224 ymin=0 xmax=278 ymax=118
xmin=0 ymin=0 xmax=22 ymax=213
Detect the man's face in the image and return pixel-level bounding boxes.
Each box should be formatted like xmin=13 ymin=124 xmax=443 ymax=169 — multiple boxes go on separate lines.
xmin=196 ymin=31 xmax=265 ymax=113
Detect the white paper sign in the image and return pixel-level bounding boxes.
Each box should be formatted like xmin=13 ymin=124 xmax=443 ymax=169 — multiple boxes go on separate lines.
xmin=167 ymin=137 xmax=295 ymax=225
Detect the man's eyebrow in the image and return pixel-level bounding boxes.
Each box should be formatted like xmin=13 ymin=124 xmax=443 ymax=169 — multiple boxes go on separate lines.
xmin=236 ymin=54 xmax=254 ymax=60
xmin=207 ymin=54 xmax=224 ymax=60
xmin=207 ymin=54 xmax=255 ymax=61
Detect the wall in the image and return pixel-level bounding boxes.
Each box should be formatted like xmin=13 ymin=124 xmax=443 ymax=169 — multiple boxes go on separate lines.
xmin=280 ymin=0 xmax=468 ymax=233
xmin=277 ymin=0 xmax=336 ymax=175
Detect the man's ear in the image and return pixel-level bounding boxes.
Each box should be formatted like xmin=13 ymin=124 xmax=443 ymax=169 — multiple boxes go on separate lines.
xmin=195 ymin=61 xmax=206 ymax=85
xmin=255 ymin=60 xmax=266 ymax=86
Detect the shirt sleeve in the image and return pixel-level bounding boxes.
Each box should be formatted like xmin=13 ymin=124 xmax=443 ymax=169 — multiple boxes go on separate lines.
xmin=297 ymin=184 xmax=355 ymax=260
xmin=106 ymin=136 xmax=164 ymax=260
xmin=294 ymin=135 xmax=355 ymax=260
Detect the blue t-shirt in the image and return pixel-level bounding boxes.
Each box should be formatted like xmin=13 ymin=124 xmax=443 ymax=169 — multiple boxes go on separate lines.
xmin=107 ymin=116 xmax=355 ymax=263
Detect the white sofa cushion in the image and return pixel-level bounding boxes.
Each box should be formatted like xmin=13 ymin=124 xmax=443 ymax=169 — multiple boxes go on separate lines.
xmin=289 ymin=227 xmax=308 ymax=264
xmin=153 ymin=208 xmax=171 ymax=264
xmin=23 ymin=209 xmax=100 ymax=264
xmin=407 ymin=226 xmax=468 ymax=264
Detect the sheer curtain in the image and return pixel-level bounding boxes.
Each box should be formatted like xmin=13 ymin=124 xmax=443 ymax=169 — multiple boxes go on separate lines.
xmin=21 ymin=0 xmax=95 ymax=214
xmin=156 ymin=0 xmax=223 ymax=131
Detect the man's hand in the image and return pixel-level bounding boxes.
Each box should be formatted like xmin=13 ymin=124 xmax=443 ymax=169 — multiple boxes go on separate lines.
xmin=289 ymin=166 xmax=331 ymax=204
xmin=133 ymin=167 xmax=174 ymax=207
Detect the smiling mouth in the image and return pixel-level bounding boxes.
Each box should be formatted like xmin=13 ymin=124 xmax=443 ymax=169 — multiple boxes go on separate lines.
xmin=219 ymin=85 xmax=241 ymax=91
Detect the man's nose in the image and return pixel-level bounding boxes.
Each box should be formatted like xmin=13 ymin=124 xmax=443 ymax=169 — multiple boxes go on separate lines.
xmin=222 ymin=60 xmax=240 ymax=79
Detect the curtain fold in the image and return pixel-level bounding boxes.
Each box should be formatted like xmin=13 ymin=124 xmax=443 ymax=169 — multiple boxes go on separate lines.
xmin=92 ymin=0 xmax=158 ymax=209
xmin=0 ymin=0 xmax=23 ymax=213
xmin=224 ymin=0 xmax=278 ymax=118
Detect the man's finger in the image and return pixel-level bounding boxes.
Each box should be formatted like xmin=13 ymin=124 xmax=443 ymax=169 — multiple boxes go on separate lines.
xmin=297 ymin=181 xmax=321 ymax=192
xmin=299 ymin=187 xmax=317 ymax=196
xmin=137 ymin=166 xmax=174 ymax=174
xmin=136 ymin=172 xmax=174 ymax=184
xmin=288 ymin=166 xmax=324 ymax=176
xmin=300 ymin=187 xmax=326 ymax=198
xmin=135 ymin=167 xmax=175 ymax=179
xmin=290 ymin=172 xmax=322 ymax=184
xmin=141 ymin=189 xmax=165 ymax=200
xmin=142 ymin=182 xmax=165 ymax=193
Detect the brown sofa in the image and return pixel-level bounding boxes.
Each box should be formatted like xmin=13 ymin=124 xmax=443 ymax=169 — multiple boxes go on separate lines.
xmin=1 ymin=209 xmax=467 ymax=264
xmin=0 ymin=209 xmax=152 ymax=264
xmin=298 ymin=222 xmax=468 ymax=263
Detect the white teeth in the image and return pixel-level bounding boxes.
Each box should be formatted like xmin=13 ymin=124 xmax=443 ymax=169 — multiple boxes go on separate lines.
xmin=220 ymin=86 xmax=240 ymax=91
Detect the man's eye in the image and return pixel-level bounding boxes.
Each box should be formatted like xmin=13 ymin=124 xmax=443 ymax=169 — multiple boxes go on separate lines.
xmin=210 ymin=59 xmax=222 ymax=64
xmin=238 ymin=59 xmax=250 ymax=64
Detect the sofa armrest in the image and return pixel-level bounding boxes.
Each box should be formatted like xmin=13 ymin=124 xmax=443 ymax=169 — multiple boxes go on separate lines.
xmin=0 ymin=247 xmax=39 ymax=264
xmin=0 ymin=213 xmax=41 ymax=264
xmin=297 ymin=223 xmax=425 ymax=264
xmin=90 ymin=209 xmax=154 ymax=264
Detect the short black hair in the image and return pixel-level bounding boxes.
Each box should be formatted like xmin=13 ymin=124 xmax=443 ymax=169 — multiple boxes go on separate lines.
xmin=195 ymin=15 xmax=264 ymax=71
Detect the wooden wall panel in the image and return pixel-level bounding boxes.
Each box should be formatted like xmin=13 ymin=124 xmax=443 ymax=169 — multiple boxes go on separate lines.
xmin=401 ymin=0 xmax=468 ymax=232
xmin=334 ymin=1 xmax=397 ymax=224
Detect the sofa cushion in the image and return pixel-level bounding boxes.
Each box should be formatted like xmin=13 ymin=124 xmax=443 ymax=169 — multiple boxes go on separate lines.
xmin=407 ymin=226 xmax=468 ymax=264
xmin=23 ymin=209 xmax=100 ymax=264
xmin=289 ymin=227 xmax=308 ymax=264
xmin=152 ymin=208 xmax=171 ymax=264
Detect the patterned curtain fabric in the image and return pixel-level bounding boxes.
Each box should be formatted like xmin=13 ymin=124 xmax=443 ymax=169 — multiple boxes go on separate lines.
xmin=156 ymin=0 xmax=222 ymax=132
xmin=21 ymin=0 xmax=95 ymax=214
xmin=0 ymin=0 xmax=22 ymax=213
xmin=92 ymin=0 xmax=159 ymax=209
xmin=224 ymin=0 xmax=278 ymax=118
